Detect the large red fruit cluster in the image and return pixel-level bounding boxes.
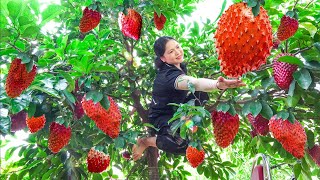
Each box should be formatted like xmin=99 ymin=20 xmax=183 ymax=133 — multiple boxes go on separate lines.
xmin=269 ymin=116 xmax=306 ymax=159
xmin=211 ymin=111 xmax=239 ymax=148
xmin=5 ymin=58 xmax=37 ymax=98
xmin=273 ymin=53 xmax=298 ymax=90
xmin=214 ymin=3 xmax=273 ymax=77
xmin=247 ymin=114 xmax=269 ymax=136
xmin=82 ymin=96 xmax=121 ymax=138
xmin=48 ymin=122 xmax=72 ymax=153
xmin=308 ymin=145 xmax=320 ymax=167
xmin=79 ymin=7 xmax=102 ymax=33
xmin=186 ymin=146 xmax=205 ymax=168
xmin=118 ymin=9 xmax=142 ymax=40
xmin=277 ymin=15 xmax=299 ymax=41
xmin=26 ymin=115 xmax=46 ymax=133
xmin=10 ymin=111 xmax=27 ymax=132
xmin=154 ymin=12 xmax=166 ymax=30
xmin=87 ymin=148 xmax=110 ymax=173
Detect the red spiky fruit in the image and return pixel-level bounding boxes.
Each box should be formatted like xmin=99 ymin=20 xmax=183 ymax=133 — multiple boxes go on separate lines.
xmin=79 ymin=7 xmax=102 ymax=33
xmin=277 ymin=15 xmax=299 ymax=41
xmin=211 ymin=111 xmax=239 ymax=148
xmin=87 ymin=148 xmax=110 ymax=173
xmin=269 ymin=116 xmax=306 ymax=159
xmin=214 ymin=2 xmax=273 ymax=77
xmin=26 ymin=115 xmax=46 ymax=133
xmin=308 ymin=145 xmax=320 ymax=167
xmin=186 ymin=146 xmax=205 ymax=168
xmin=122 ymin=151 xmax=131 ymax=160
xmin=154 ymin=12 xmax=166 ymax=30
xmin=10 ymin=111 xmax=27 ymax=132
xmin=81 ymin=96 xmax=121 ymax=138
xmin=273 ymin=53 xmax=298 ymax=90
xmin=247 ymin=114 xmax=269 ymax=136
xmin=118 ymin=9 xmax=142 ymax=40
xmin=48 ymin=122 xmax=72 ymax=153
xmin=5 ymin=58 xmax=37 ymax=98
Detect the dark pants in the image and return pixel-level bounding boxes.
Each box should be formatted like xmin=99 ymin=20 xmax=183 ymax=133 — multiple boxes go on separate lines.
xmin=150 ymin=115 xmax=188 ymax=155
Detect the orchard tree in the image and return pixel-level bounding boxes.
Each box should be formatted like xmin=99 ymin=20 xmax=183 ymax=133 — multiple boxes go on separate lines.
xmin=1 ymin=0 xmax=320 ymax=179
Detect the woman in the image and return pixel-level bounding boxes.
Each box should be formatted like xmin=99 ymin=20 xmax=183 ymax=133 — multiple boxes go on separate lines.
xmin=132 ymin=36 xmax=245 ymax=161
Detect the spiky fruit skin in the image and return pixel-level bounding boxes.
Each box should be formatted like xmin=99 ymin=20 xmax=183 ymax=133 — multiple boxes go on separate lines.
xmin=48 ymin=122 xmax=71 ymax=153
xmin=10 ymin=111 xmax=27 ymax=132
xmin=186 ymin=146 xmax=205 ymax=168
xmin=277 ymin=15 xmax=299 ymax=41
xmin=273 ymin=53 xmax=298 ymax=90
xmin=87 ymin=148 xmax=110 ymax=173
xmin=79 ymin=7 xmax=102 ymax=33
xmin=154 ymin=12 xmax=166 ymax=30
xmin=5 ymin=58 xmax=37 ymax=98
xmin=214 ymin=2 xmax=273 ymax=77
xmin=74 ymin=94 xmax=85 ymax=119
xmin=118 ymin=9 xmax=142 ymax=40
xmin=247 ymin=114 xmax=269 ymax=136
xmin=122 ymin=151 xmax=131 ymax=160
xmin=82 ymin=96 xmax=121 ymax=138
xmin=211 ymin=111 xmax=239 ymax=148
xmin=26 ymin=115 xmax=46 ymax=133
xmin=269 ymin=116 xmax=306 ymax=159
xmin=308 ymin=145 xmax=320 ymax=166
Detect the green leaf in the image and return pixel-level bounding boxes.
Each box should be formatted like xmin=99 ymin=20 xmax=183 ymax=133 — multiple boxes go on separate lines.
xmin=260 ymin=101 xmax=273 ymax=119
xmin=92 ymin=174 xmax=103 ymax=180
xmin=180 ymin=123 xmax=187 ymax=139
xmin=288 ymin=112 xmax=295 ymax=123
xmin=0 ymin=116 xmax=11 ymax=135
xmin=18 ymin=16 xmax=32 ymax=27
xmin=247 ymin=0 xmax=257 ymax=7
xmin=7 ymin=0 xmax=22 ymax=21
xmin=27 ymin=102 xmax=36 ymax=118
xmin=216 ymin=102 xmax=230 ymax=113
xmin=187 ymin=81 xmax=195 ymax=94
xmin=251 ymin=2 xmax=260 ymax=17
xmin=62 ymin=90 xmax=75 ymax=104
xmin=40 ymin=5 xmax=64 ymax=26
xmin=306 ymin=130 xmax=315 ymax=149
xmin=303 ymin=60 xmax=320 ymax=70
xmin=314 ymin=42 xmax=320 ymax=52
xmin=227 ymin=104 xmax=236 ymax=116
xmin=22 ymin=25 xmax=39 ymax=37
xmin=100 ymin=95 xmax=110 ymax=111
xmin=85 ymin=90 xmax=103 ymax=104
xmin=18 ymin=52 xmax=30 ymax=64
xmin=261 ymin=77 xmax=274 ymax=89
xmin=249 ymin=101 xmax=262 ymax=117
xmin=242 ymin=102 xmax=251 ymax=116
xmin=294 ymin=163 xmax=302 ymax=179
xmin=25 ymin=60 xmax=34 ymax=73
xmin=276 ymin=111 xmax=289 ymax=120
xmin=114 ymin=137 xmax=125 ymax=149
xmin=59 ymin=72 xmax=74 ymax=92
xmin=94 ymin=65 xmax=117 ymax=73
xmin=293 ymin=68 xmax=312 ymax=90
xmin=277 ymin=55 xmax=304 ymax=66
xmin=29 ymin=85 xmax=60 ymax=98
xmin=300 ymin=22 xmax=317 ymax=37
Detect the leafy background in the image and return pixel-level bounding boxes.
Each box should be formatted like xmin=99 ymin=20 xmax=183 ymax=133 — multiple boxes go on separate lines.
xmin=0 ymin=0 xmax=319 ymax=179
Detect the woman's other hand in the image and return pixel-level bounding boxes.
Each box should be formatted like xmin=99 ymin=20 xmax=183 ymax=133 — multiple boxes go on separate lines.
xmin=216 ymin=76 xmax=246 ymax=90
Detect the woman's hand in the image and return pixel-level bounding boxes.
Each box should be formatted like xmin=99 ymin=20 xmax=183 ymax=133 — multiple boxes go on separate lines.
xmin=216 ymin=76 xmax=246 ymax=90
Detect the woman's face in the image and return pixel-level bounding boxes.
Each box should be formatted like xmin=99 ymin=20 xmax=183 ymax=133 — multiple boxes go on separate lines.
xmin=160 ymin=40 xmax=184 ymax=65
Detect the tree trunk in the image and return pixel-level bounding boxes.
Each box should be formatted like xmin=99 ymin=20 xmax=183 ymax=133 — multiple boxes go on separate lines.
xmin=146 ymin=129 xmax=159 ymax=180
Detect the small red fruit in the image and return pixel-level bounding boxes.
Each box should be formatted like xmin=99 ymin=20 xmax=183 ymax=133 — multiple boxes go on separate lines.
xmin=10 ymin=111 xmax=27 ymax=132
xmin=277 ymin=15 xmax=299 ymax=41
xmin=122 ymin=151 xmax=131 ymax=160
xmin=154 ymin=12 xmax=166 ymax=30
xmin=48 ymin=122 xmax=72 ymax=153
xmin=118 ymin=8 xmax=142 ymax=40
xmin=26 ymin=115 xmax=46 ymax=133
xmin=5 ymin=58 xmax=37 ymax=98
xmin=87 ymin=148 xmax=110 ymax=173
xmin=186 ymin=146 xmax=205 ymax=168
xmin=273 ymin=53 xmax=298 ymax=90
xmin=79 ymin=7 xmax=102 ymax=33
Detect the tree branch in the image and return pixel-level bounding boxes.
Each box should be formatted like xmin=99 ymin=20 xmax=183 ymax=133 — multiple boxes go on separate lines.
xmin=294 ymin=46 xmax=313 ymax=55
xmin=7 ymin=42 xmax=22 ymax=53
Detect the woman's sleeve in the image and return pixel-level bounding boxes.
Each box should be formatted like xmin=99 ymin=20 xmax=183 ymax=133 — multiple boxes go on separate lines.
xmin=165 ymin=69 xmax=185 ymax=90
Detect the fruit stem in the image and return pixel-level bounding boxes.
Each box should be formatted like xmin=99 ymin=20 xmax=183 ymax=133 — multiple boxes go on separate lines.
xmin=304 ymin=0 xmax=315 ymax=9
xmin=285 ymin=40 xmax=289 ymax=53
xmin=293 ymin=0 xmax=299 ymax=9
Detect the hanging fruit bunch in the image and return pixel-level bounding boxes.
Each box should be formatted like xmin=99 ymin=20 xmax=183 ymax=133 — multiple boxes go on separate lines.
xmin=118 ymin=8 xmax=142 ymax=40
xmin=79 ymin=5 xmax=102 ymax=33
xmin=214 ymin=2 xmax=273 ymax=77
xmin=154 ymin=11 xmax=166 ymax=30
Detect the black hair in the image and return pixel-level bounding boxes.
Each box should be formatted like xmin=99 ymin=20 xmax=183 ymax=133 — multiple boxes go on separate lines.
xmin=153 ymin=36 xmax=176 ymax=69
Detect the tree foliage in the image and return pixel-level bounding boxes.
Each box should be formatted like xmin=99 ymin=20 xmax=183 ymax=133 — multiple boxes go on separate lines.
xmin=0 ymin=0 xmax=320 ymax=179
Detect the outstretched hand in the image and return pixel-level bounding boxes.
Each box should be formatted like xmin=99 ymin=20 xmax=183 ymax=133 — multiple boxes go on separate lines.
xmin=216 ymin=76 xmax=246 ymax=90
